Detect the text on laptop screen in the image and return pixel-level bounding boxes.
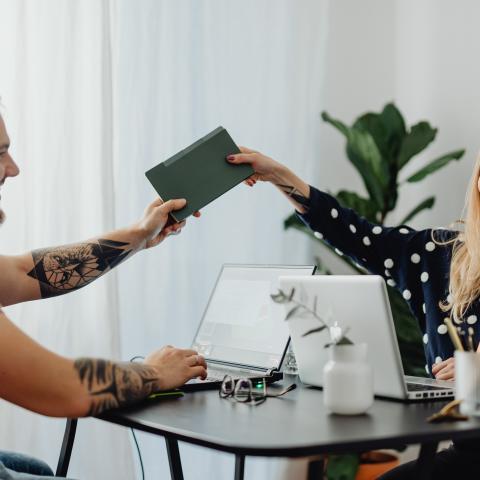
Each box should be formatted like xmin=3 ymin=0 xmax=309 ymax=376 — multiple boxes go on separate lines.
xmin=192 ymin=265 xmax=314 ymax=368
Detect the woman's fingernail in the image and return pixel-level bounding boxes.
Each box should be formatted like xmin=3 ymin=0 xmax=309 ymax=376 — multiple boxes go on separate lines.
xmin=226 ymin=155 xmax=234 ymax=161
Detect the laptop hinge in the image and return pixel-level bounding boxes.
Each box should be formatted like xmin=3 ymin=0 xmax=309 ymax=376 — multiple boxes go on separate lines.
xmin=205 ymin=359 xmax=278 ymax=373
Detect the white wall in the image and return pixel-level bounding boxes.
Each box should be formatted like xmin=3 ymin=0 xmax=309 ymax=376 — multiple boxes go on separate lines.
xmin=314 ymin=0 xmax=480 ymax=275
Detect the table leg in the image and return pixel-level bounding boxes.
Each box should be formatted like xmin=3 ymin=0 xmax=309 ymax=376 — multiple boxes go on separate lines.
xmin=165 ymin=437 xmax=184 ymax=480
xmin=414 ymin=441 xmax=439 ymax=479
xmin=55 ymin=419 xmax=78 ymax=477
xmin=234 ymin=454 xmax=245 ymax=480
xmin=307 ymin=458 xmax=324 ymax=480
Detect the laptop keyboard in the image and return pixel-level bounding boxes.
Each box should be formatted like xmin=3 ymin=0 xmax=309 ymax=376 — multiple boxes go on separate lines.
xmin=205 ymin=367 xmax=265 ymax=382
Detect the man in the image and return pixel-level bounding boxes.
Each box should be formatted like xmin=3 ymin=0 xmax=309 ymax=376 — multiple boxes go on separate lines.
xmin=0 ymin=113 xmax=207 ymax=478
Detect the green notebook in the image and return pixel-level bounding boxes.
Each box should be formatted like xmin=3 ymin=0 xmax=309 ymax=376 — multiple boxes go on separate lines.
xmin=145 ymin=127 xmax=254 ymax=222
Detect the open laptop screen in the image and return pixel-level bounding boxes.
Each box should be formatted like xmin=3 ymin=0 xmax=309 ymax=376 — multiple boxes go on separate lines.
xmin=192 ymin=265 xmax=315 ymax=369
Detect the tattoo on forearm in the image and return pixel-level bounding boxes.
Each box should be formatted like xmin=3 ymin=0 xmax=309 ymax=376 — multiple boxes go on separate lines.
xmin=74 ymin=358 xmax=161 ymax=415
xmin=28 ymin=239 xmax=132 ymax=298
xmin=276 ymin=184 xmax=310 ymax=209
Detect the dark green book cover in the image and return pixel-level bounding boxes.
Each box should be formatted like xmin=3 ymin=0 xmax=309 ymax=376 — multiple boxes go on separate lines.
xmin=145 ymin=127 xmax=254 ymax=222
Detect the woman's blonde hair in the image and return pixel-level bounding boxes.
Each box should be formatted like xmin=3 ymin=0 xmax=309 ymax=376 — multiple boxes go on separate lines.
xmin=439 ymin=156 xmax=480 ymax=321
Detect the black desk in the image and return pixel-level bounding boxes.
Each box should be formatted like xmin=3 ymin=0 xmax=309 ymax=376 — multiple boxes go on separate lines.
xmin=56 ymin=377 xmax=480 ymax=480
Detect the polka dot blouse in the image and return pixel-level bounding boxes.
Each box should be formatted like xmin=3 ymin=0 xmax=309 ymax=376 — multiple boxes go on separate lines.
xmin=297 ymin=186 xmax=476 ymax=376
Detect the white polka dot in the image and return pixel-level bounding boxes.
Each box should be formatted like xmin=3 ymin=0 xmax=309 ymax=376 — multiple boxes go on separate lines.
xmin=410 ymin=253 xmax=420 ymax=264
xmin=384 ymin=258 xmax=394 ymax=269
xmin=349 ymin=224 xmax=357 ymax=233
xmin=334 ymin=248 xmax=343 ymax=256
xmin=425 ymin=364 xmax=430 ymax=374
xmin=362 ymin=258 xmax=367 ymax=262
xmin=403 ymin=289 xmax=412 ymax=300
xmin=437 ymin=324 xmax=448 ymax=335
xmin=372 ymin=226 xmax=382 ymax=235
xmin=314 ymin=231 xmax=323 ymax=240
xmin=399 ymin=228 xmax=410 ymax=234
xmin=423 ymin=333 xmax=428 ymax=344
xmin=363 ymin=236 xmax=371 ymax=246
xmin=387 ymin=279 xmax=396 ymax=287
xmin=385 ymin=270 xmax=391 ymax=277
xmin=468 ymin=315 xmax=478 ymax=325
xmin=420 ymin=272 xmax=429 ymax=283
xmin=435 ymin=356 xmax=443 ymax=364
xmin=331 ymin=208 xmax=338 ymax=219
xmin=422 ymin=303 xmax=426 ymax=314
xmin=425 ymin=242 xmax=435 ymax=252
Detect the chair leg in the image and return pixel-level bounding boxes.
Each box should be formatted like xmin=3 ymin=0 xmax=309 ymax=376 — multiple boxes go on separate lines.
xmin=55 ymin=419 xmax=78 ymax=477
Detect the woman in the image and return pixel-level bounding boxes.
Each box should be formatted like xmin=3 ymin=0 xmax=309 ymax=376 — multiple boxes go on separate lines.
xmin=227 ymin=147 xmax=480 ymax=478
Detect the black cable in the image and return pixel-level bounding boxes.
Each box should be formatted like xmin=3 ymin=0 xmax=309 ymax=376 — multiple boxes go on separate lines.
xmin=130 ymin=428 xmax=145 ymax=480
xmin=130 ymin=355 xmax=146 ymax=480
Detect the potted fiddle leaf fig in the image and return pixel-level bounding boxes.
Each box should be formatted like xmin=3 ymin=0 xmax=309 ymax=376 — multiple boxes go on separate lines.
xmin=283 ymin=103 xmax=465 ymax=480
xmin=285 ymin=102 xmax=465 ymax=377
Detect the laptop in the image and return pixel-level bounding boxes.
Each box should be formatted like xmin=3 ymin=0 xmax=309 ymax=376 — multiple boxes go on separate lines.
xmin=181 ymin=264 xmax=316 ymax=391
xmin=278 ymin=275 xmax=455 ymax=402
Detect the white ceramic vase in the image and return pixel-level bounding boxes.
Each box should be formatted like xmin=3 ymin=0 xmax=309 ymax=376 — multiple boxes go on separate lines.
xmin=323 ymin=343 xmax=374 ymax=415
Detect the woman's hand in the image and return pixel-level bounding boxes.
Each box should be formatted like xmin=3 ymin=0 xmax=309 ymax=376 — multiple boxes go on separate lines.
xmin=227 ymin=147 xmax=311 ymax=213
xmin=226 ymin=147 xmax=286 ymax=185
xmin=431 ymin=357 xmax=455 ymax=381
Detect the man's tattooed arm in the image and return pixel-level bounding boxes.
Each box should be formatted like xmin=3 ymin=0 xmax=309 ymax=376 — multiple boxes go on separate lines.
xmin=27 ymin=239 xmax=133 ymax=298
xmin=74 ymin=358 xmax=161 ymax=416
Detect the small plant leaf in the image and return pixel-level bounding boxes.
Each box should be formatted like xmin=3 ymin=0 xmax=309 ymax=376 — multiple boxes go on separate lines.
xmin=321 ymin=111 xmax=350 ymax=138
xmin=283 ymin=212 xmax=305 ymax=230
xmin=399 ymin=196 xmax=435 ymax=225
xmin=397 ymin=121 xmax=437 ymax=169
xmin=405 ymin=149 xmax=465 ymax=183
xmin=285 ymin=305 xmax=302 ymax=320
xmin=288 ymin=288 xmax=295 ymax=301
xmin=270 ymin=290 xmax=287 ymax=303
xmin=301 ymin=325 xmax=327 ymax=337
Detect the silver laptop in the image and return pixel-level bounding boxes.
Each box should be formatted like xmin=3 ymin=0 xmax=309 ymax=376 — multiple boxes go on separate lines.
xmin=182 ymin=264 xmax=316 ymax=391
xmin=278 ymin=275 xmax=454 ymax=401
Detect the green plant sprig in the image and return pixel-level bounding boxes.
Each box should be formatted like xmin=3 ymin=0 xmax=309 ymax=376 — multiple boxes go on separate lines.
xmin=271 ymin=288 xmax=353 ymax=346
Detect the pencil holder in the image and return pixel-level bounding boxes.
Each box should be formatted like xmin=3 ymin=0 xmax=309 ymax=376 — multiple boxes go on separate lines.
xmin=455 ymin=350 xmax=480 ymax=416
xmin=323 ymin=343 xmax=374 ymax=415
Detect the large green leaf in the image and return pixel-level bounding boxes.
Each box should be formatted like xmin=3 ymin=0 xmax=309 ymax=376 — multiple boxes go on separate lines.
xmin=380 ymin=103 xmax=407 ymax=160
xmin=399 ymin=196 xmax=435 ymax=225
xmin=353 ymin=112 xmax=390 ymax=161
xmin=345 ymin=128 xmax=388 ymax=209
xmin=335 ymin=190 xmax=378 ymax=222
xmin=323 ymin=111 xmax=389 ymax=209
xmin=325 ymin=454 xmax=359 ymax=480
xmin=397 ymin=121 xmax=437 ymax=169
xmin=405 ymin=149 xmax=465 ymax=183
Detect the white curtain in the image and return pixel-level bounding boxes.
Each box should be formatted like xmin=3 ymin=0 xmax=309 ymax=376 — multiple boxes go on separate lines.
xmin=0 ymin=1 xmax=328 ymax=478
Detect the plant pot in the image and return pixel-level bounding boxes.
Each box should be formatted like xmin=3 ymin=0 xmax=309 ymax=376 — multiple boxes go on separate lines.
xmin=355 ymin=451 xmax=400 ymax=480
xmin=323 ymin=343 xmax=374 ymax=415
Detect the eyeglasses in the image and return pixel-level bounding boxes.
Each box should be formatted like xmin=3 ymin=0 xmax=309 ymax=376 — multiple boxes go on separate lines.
xmin=219 ymin=375 xmax=296 ymax=405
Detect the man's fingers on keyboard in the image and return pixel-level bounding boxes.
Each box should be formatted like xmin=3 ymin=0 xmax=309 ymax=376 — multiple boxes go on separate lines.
xmin=191 ymin=366 xmax=207 ymax=379
xmin=182 ymin=349 xmax=200 ymax=357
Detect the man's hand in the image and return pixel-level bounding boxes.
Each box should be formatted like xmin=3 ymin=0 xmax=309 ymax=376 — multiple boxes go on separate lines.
xmin=432 ymin=357 xmax=455 ymax=381
xmin=145 ymin=345 xmax=207 ymax=391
